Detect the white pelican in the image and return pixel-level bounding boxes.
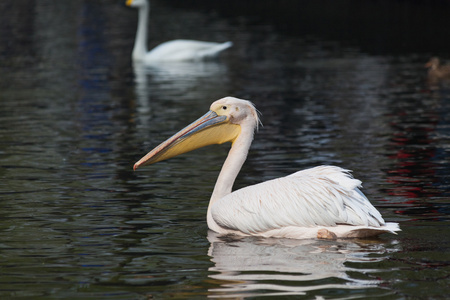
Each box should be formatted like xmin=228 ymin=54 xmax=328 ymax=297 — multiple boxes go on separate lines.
xmin=134 ymin=97 xmax=400 ymax=239
xmin=126 ymin=0 xmax=232 ymax=63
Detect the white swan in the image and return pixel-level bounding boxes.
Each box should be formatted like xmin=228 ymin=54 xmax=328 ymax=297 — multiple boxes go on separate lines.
xmin=126 ymin=0 xmax=232 ymax=63
xmin=134 ymin=97 xmax=400 ymax=239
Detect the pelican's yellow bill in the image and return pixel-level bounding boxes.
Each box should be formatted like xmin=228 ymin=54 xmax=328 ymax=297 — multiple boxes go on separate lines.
xmin=134 ymin=110 xmax=240 ymax=170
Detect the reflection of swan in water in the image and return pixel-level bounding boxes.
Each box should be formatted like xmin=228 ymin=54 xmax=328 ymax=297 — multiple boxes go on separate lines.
xmin=126 ymin=0 xmax=232 ymax=63
xmin=134 ymin=60 xmax=229 ymax=83
xmin=207 ymin=231 xmax=398 ymax=298
xmin=131 ymin=60 xmax=229 ymax=134
xmin=131 ymin=60 xmax=229 ymax=104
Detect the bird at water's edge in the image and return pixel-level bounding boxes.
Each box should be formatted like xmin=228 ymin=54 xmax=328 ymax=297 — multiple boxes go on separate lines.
xmin=134 ymin=97 xmax=400 ymax=239
xmin=126 ymin=0 xmax=232 ymax=63
xmin=425 ymin=57 xmax=450 ymax=79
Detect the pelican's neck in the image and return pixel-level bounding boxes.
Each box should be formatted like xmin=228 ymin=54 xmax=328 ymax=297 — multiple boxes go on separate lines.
xmin=132 ymin=3 xmax=149 ymax=61
xmin=209 ymin=124 xmax=254 ymax=206
xmin=206 ymin=124 xmax=254 ymax=233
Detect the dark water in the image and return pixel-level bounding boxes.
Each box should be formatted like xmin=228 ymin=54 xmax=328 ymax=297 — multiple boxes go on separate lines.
xmin=1 ymin=0 xmax=449 ymax=298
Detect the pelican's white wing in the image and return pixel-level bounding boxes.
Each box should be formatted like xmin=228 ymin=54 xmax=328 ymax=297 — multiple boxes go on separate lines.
xmin=211 ymin=166 xmax=387 ymax=235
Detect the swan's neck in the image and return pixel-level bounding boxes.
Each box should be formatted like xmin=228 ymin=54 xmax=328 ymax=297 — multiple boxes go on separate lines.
xmin=132 ymin=4 xmax=149 ymax=61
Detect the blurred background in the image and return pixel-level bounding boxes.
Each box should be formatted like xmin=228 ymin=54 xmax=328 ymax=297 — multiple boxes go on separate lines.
xmin=0 ymin=0 xmax=449 ymax=298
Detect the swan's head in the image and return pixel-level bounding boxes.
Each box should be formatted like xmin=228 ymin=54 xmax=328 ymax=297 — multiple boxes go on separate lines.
xmin=126 ymin=0 xmax=148 ymax=8
xmin=133 ymin=97 xmax=260 ymax=170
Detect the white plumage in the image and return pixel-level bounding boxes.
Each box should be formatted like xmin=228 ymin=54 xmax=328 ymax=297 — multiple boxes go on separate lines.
xmin=134 ymin=97 xmax=400 ymax=239
xmin=211 ymin=166 xmax=396 ymax=239
xmin=126 ymin=0 xmax=232 ymax=63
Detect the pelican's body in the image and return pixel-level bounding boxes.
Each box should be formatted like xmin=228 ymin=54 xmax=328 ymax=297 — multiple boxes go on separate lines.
xmin=134 ymin=97 xmax=400 ymax=239
xmin=126 ymin=0 xmax=232 ymax=63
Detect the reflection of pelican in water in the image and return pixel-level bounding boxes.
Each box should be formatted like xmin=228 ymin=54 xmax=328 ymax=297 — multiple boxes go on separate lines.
xmin=134 ymin=97 xmax=400 ymax=239
xmin=207 ymin=231 xmax=398 ymax=298
xmin=126 ymin=0 xmax=232 ymax=63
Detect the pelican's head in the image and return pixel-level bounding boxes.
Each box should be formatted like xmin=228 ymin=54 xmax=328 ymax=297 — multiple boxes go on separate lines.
xmin=133 ymin=97 xmax=260 ymax=170
xmin=126 ymin=0 xmax=148 ymax=8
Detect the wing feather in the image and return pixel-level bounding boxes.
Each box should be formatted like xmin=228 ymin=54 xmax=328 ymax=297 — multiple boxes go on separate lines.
xmin=211 ymin=166 xmax=385 ymax=234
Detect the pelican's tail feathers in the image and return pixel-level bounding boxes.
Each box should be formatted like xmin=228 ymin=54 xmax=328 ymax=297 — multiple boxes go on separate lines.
xmin=382 ymin=222 xmax=401 ymax=234
xmin=345 ymin=222 xmax=401 ymax=238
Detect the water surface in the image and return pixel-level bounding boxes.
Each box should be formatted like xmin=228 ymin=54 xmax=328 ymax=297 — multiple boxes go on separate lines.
xmin=0 ymin=0 xmax=449 ymax=298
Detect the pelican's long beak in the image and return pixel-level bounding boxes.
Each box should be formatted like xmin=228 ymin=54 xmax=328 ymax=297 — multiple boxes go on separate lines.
xmin=134 ymin=110 xmax=241 ymax=170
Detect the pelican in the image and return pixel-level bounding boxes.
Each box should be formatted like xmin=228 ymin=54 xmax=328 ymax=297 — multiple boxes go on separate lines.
xmin=126 ymin=0 xmax=232 ymax=63
xmin=134 ymin=97 xmax=400 ymax=239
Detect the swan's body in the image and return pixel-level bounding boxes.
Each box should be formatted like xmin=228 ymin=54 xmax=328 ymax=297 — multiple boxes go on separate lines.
xmin=126 ymin=0 xmax=232 ymax=63
xmin=134 ymin=97 xmax=400 ymax=239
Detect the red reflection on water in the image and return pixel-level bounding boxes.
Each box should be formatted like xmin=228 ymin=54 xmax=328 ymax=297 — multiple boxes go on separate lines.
xmin=382 ymin=99 xmax=443 ymax=219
